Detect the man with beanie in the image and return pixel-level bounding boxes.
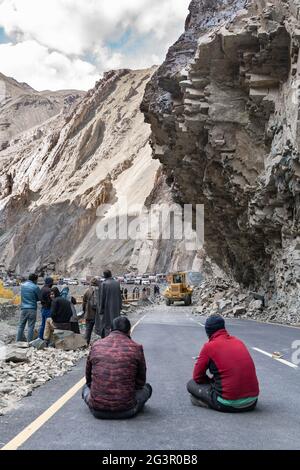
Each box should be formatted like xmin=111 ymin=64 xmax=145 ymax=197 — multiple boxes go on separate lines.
xmin=187 ymin=315 xmax=259 ymax=412
xmin=39 ymin=277 xmax=54 ymax=339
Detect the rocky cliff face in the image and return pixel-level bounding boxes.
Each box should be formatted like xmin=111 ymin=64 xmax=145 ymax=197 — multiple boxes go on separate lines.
xmin=142 ymin=0 xmax=300 ymax=322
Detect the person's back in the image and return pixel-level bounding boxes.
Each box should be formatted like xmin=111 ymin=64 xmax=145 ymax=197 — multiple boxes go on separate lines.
xmin=21 ymin=280 xmax=40 ymax=310
xmin=83 ymin=286 xmax=97 ymax=320
xmin=88 ymin=331 xmax=145 ymax=412
xmin=51 ymin=296 xmax=73 ymax=324
xmin=95 ymin=270 xmax=122 ymax=338
xmin=17 ymin=274 xmax=41 ymax=343
xmin=194 ymin=329 xmax=259 ymax=401
xmin=40 ymin=285 xmax=52 ymax=309
xmin=83 ymin=316 xmax=152 ymax=419
xmin=101 ymin=277 xmax=122 ymax=312
xmin=188 ymin=315 xmax=259 ymax=412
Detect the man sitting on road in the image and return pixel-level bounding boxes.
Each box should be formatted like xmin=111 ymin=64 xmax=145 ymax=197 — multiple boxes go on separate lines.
xmin=187 ymin=315 xmax=259 ymax=412
xmin=82 ymin=316 xmax=152 ymax=419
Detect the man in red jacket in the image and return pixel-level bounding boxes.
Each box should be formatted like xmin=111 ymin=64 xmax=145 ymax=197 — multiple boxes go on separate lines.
xmin=187 ymin=315 xmax=259 ymax=412
xmin=82 ymin=316 xmax=152 ymax=419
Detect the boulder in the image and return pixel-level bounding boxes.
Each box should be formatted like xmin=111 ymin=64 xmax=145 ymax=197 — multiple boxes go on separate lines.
xmin=248 ymin=299 xmax=263 ymax=311
xmin=233 ymin=306 xmax=246 ymax=317
xmin=29 ymin=338 xmax=47 ymax=350
xmin=53 ymin=330 xmax=87 ymax=351
xmin=0 ymin=384 xmax=14 ymax=394
xmin=4 ymin=345 xmax=29 ymax=363
xmin=217 ymin=299 xmax=232 ymax=313
xmin=250 ymin=292 xmax=265 ymax=302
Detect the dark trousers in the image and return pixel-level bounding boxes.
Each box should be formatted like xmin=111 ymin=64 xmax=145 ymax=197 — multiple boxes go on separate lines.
xmin=82 ymin=383 xmax=152 ymax=419
xmin=85 ymin=320 xmax=95 ymax=345
xmin=39 ymin=308 xmax=51 ymax=339
xmin=70 ymin=321 xmax=80 ymax=334
xmin=187 ymin=380 xmax=257 ymax=413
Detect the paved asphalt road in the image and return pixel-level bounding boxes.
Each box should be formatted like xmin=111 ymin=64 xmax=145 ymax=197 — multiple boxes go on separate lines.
xmin=0 ymin=305 xmax=299 ymax=450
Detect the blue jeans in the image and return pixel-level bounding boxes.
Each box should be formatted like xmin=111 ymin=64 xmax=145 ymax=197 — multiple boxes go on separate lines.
xmin=39 ymin=307 xmax=52 ymax=339
xmin=16 ymin=309 xmax=37 ymax=343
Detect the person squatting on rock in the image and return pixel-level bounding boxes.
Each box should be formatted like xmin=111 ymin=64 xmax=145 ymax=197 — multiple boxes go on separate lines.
xmin=95 ymin=270 xmax=122 ymax=338
xmin=17 ymin=273 xmax=41 ymax=343
xmin=44 ymin=287 xmax=73 ymax=343
xmin=187 ymin=315 xmax=259 ymax=412
xmin=82 ymin=277 xmax=99 ymax=345
xmin=39 ymin=277 xmax=53 ymax=340
xmin=82 ymin=316 xmax=152 ymax=419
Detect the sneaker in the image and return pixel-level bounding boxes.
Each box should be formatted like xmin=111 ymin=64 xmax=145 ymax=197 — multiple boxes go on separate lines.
xmin=145 ymin=383 xmax=153 ymax=398
xmin=190 ymin=395 xmax=209 ymax=409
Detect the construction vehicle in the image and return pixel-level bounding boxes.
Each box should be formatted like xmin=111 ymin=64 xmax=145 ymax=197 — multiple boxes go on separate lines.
xmin=163 ymin=272 xmax=193 ymax=306
xmin=163 ymin=271 xmax=203 ymax=306
xmin=53 ymin=274 xmax=63 ymax=285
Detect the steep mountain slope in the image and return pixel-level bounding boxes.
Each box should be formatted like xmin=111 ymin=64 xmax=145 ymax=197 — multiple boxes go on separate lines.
xmin=0 ymin=66 xmax=207 ymax=277
xmin=142 ymin=0 xmax=300 ymax=321
xmin=0 ymin=69 xmax=153 ymax=273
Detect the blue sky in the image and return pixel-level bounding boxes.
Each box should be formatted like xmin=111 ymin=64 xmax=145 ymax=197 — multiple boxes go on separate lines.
xmin=108 ymin=30 xmax=132 ymax=51
xmin=0 ymin=0 xmax=191 ymax=90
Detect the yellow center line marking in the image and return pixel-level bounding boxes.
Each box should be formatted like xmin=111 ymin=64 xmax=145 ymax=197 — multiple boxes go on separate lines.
xmin=1 ymin=377 xmax=86 ymax=451
xmin=1 ymin=316 xmax=146 ymax=451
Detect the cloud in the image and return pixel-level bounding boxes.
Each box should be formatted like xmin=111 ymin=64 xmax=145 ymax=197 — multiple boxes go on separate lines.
xmin=0 ymin=0 xmax=190 ymax=90
xmin=0 ymin=40 xmax=100 ymax=90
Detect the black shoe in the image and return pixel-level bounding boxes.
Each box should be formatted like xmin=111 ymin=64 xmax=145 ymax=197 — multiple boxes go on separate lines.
xmin=190 ymin=395 xmax=209 ymax=408
xmin=145 ymin=383 xmax=153 ymax=398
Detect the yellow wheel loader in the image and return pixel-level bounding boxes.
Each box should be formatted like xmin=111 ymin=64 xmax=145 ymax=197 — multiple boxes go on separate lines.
xmin=163 ymin=272 xmax=193 ymax=306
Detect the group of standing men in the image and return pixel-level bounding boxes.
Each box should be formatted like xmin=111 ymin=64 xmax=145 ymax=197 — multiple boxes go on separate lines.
xmin=82 ymin=270 xmax=122 ymax=344
xmin=16 ymin=269 xmax=123 ymax=345
xmin=16 ymin=274 xmax=79 ymax=343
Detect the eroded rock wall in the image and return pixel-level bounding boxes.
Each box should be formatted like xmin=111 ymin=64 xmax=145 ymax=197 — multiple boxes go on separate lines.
xmin=142 ymin=0 xmax=300 ymax=321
